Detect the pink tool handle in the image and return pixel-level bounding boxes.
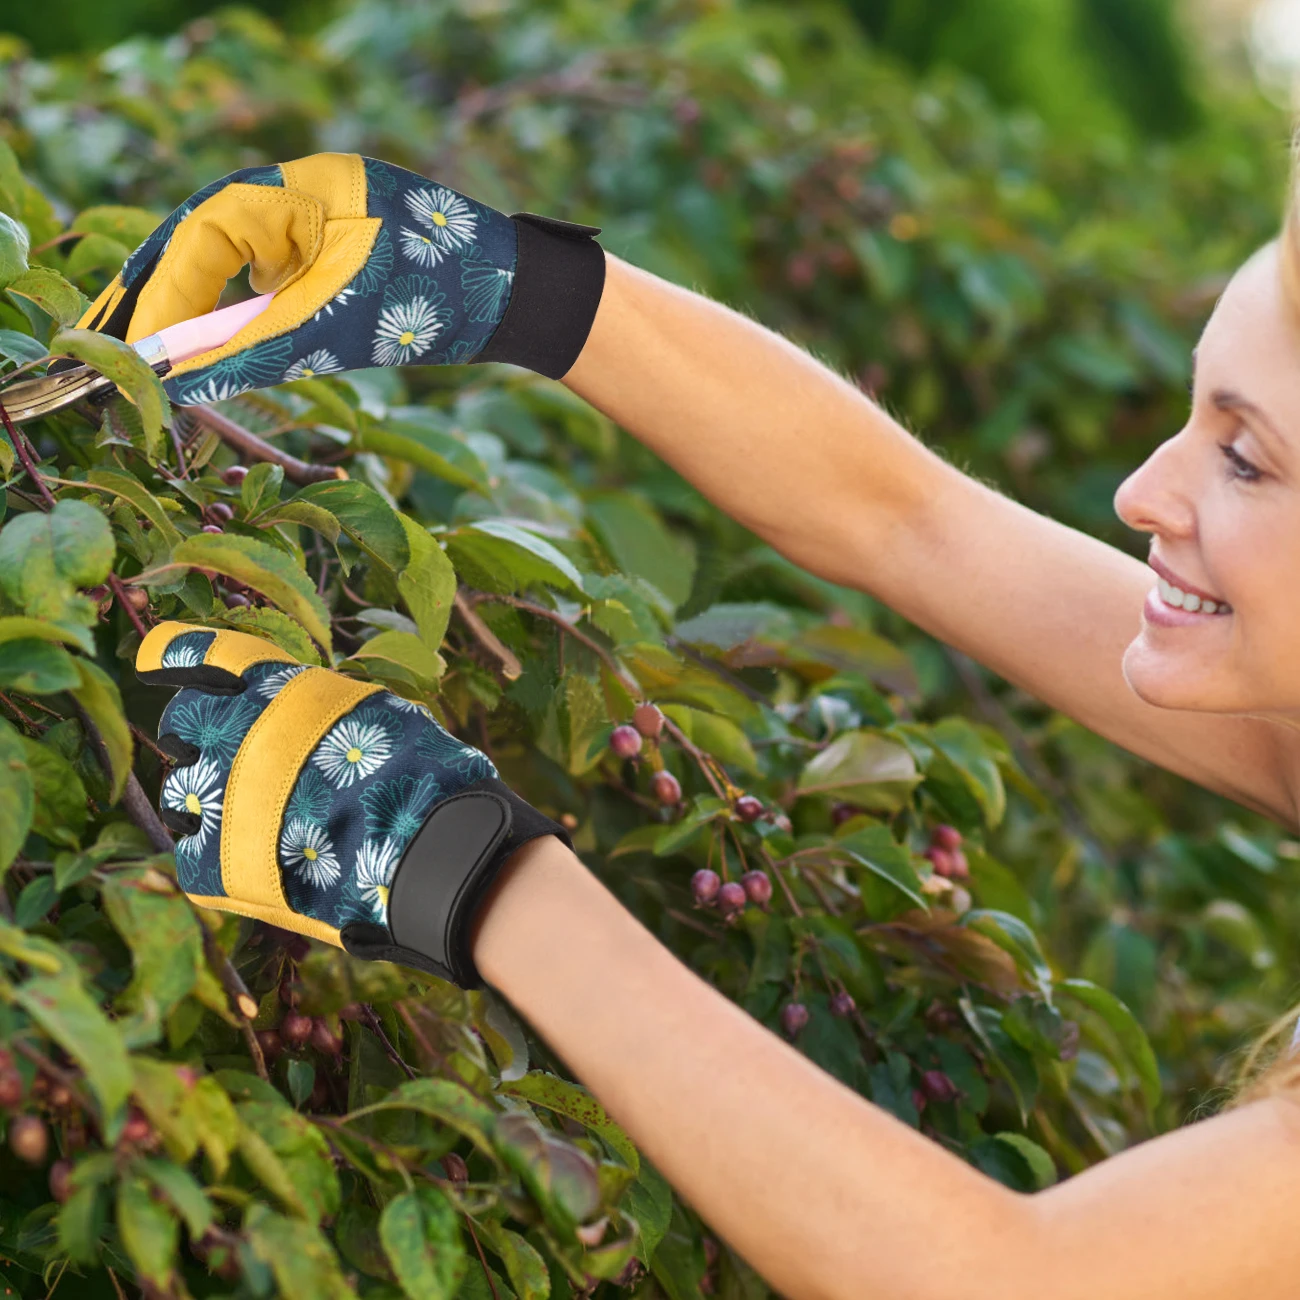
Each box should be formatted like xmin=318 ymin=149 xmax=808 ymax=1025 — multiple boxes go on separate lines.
xmin=154 ymin=293 xmax=275 ymax=365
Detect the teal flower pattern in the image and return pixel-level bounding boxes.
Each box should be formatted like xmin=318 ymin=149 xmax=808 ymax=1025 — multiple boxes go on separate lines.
xmin=360 ymin=772 xmax=443 ymax=841
xmin=144 ymin=156 xmax=521 ymax=407
xmin=286 ymin=765 xmax=332 ymax=825
xmin=169 ymin=692 xmax=258 ymax=765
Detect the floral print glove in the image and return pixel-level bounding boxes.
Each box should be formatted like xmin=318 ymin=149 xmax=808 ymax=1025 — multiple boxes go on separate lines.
xmin=77 ymin=152 xmax=606 ymax=404
xmin=138 ymin=621 xmax=571 ymax=988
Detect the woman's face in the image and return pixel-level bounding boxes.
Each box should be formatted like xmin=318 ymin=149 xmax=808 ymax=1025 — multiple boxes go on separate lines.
xmin=1114 ymin=241 xmax=1300 ymax=717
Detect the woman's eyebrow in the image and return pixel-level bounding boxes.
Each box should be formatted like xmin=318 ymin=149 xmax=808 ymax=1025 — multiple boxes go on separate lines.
xmin=1211 ymin=388 xmax=1290 ymax=459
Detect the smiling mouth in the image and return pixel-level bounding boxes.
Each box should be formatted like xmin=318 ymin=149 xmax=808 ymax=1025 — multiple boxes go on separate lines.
xmin=1153 ymin=576 xmax=1232 ymax=616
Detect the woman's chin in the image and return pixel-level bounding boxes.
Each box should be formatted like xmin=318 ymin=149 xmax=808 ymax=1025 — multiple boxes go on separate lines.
xmin=1120 ymin=639 xmax=1221 ymax=712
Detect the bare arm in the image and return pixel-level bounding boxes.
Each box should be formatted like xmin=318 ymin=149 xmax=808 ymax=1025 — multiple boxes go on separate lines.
xmin=563 ymin=256 xmax=1297 ymax=826
xmin=473 ymin=834 xmax=1300 ymax=1300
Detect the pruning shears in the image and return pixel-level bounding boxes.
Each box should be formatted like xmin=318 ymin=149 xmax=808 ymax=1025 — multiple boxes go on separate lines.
xmin=0 ymin=293 xmax=274 ymax=425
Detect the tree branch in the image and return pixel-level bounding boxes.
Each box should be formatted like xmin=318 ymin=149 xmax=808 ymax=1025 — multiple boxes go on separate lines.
xmin=454 ymin=589 xmax=521 ymax=680
xmin=181 ymin=404 xmax=346 ymax=486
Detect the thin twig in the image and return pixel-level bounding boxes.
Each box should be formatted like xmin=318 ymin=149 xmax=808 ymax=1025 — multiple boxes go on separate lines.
xmin=466 ymin=1218 xmax=502 ymax=1300
xmin=168 ymin=416 xmax=190 ymax=479
xmin=183 ymin=404 xmax=346 ymax=486
xmin=454 ymin=590 xmax=521 ymax=680
xmin=0 ymin=399 xmax=56 ymax=509
xmin=0 ymin=691 xmax=42 ymax=731
xmin=121 ymin=773 xmax=174 ymax=854
xmin=361 ymin=1003 xmax=418 ymax=1081
xmin=11 ymin=1040 xmax=97 ymax=1132
xmin=107 ymin=572 xmax=150 ymax=640
xmin=129 ymin=723 xmax=173 ymax=767
xmin=104 ymin=1267 xmax=128 ymax=1300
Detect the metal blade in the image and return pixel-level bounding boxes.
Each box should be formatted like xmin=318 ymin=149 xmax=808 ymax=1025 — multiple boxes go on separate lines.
xmin=0 ymin=365 xmax=116 ymax=425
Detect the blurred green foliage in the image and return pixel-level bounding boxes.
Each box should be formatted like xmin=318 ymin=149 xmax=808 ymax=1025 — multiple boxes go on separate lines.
xmin=0 ymin=1 xmax=1297 ymax=1296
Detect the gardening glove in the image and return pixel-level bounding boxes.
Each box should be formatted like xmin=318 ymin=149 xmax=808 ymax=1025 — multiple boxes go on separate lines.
xmin=77 ymin=152 xmax=606 ymax=405
xmin=136 ymin=620 xmax=571 ymax=988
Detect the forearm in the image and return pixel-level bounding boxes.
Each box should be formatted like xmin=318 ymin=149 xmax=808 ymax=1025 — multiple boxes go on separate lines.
xmin=471 ymin=835 xmax=1033 ymax=1300
xmin=562 ymin=254 xmax=940 ymax=589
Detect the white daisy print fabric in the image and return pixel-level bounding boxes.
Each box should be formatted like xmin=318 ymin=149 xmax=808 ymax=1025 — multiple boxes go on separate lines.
xmin=280 ymin=817 xmax=342 ymax=889
xmin=162 ymin=757 xmax=225 ymax=858
xmin=283 ymin=349 xmax=343 ymax=380
xmin=312 ymin=710 xmax=399 ymax=788
xmin=354 ymin=838 xmax=401 ymax=921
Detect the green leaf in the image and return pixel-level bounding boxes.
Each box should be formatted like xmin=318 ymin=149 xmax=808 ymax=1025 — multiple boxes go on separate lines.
xmin=0 ymin=639 xmax=81 ymax=694
xmin=961 ymin=909 xmax=1053 ymax=1000
xmin=71 ymin=658 xmax=133 ymax=802
xmin=101 ymin=868 xmax=205 ymax=1025
xmin=0 ymin=328 xmax=47 ymax=365
xmin=0 ymin=719 xmax=33 ymax=876
xmin=162 ymin=533 xmax=332 ymax=653
xmin=659 ymin=703 xmax=758 ymax=774
xmin=5 ymin=265 xmax=89 ymax=324
xmin=293 ymin=480 xmax=409 ymax=571
xmin=236 ymin=1099 xmax=341 ymax=1223
xmin=926 ymin=718 xmax=1006 ymax=828
xmin=477 ymin=1220 xmax=550 ymax=1300
xmin=0 ymin=212 xmax=29 ymax=289
xmin=796 ymin=730 xmax=921 ymax=811
xmin=137 ymin=1158 xmax=214 ymax=1238
xmin=21 ymin=736 xmax=87 ymax=845
xmin=350 ymin=629 xmax=444 ymax=685
xmin=449 ymin=520 xmax=585 ymax=597
xmin=499 ymin=1072 xmax=639 ymax=1172
xmin=1058 ymin=978 xmax=1161 ymax=1115
xmin=245 ymin=1202 xmax=359 ymax=1299
xmin=241 ymin=461 xmax=285 ymax=515
xmin=63 ymin=232 xmax=132 ymax=280
xmin=625 ymin=1158 xmax=673 ymax=1266
xmin=587 ymin=492 xmax=695 ymax=609
xmin=117 ymin=1173 xmax=179 ymax=1287
xmin=359 ymin=417 xmax=489 ymax=492
xmin=379 ymin=1188 xmax=467 ymax=1300
xmin=15 ymin=874 xmax=57 ymax=928
xmin=50 ymin=328 xmax=170 ymax=462
xmin=397 ymin=514 xmax=456 ymax=650
xmin=835 ymin=825 xmax=931 ymax=911
xmin=71 ymin=204 xmax=161 ymax=246
xmin=0 ymin=498 xmax=114 ymax=628
xmin=654 ymin=796 xmax=730 ymax=857
xmin=286 ymin=1059 xmax=316 ymax=1108
xmin=217 ymin=605 xmax=321 ymax=665
xmin=376 ymin=1078 xmax=498 ymax=1156
xmin=57 ymin=1178 xmax=109 ymax=1265
xmin=14 ymin=962 xmax=133 ymax=1129
xmin=86 ymin=468 xmax=182 ymax=546
xmin=0 ymin=615 xmax=88 ymax=649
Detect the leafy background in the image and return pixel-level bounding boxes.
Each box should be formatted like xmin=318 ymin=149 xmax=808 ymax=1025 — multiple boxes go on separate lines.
xmin=0 ymin=0 xmax=1298 ymax=1296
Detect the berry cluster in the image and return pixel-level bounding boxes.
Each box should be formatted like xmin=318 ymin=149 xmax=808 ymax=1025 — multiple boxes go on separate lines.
xmin=922 ymin=824 xmax=969 ymax=881
xmin=690 ymin=866 xmax=773 ymax=918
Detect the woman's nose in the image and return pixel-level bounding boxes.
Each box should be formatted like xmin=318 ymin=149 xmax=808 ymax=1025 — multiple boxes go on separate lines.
xmin=1113 ymin=430 xmax=1198 ymax=540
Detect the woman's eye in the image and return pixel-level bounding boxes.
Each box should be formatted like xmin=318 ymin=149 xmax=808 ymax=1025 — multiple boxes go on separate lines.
xmin=1218 ymin=441 xmax=1262 ymax=483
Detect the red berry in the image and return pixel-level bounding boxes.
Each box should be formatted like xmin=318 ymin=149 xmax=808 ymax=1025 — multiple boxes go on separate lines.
xmin=309 ymin=1019 xmax=342 ymax=1057
xmin=830 ymin=991 xmax=856 ymax=1018
xmin=206 ymin=502 xmax=234 ymax=524
xmin=831 ymin=802 xmax=857 ymax=826
xmin=772 ymin=812 xmax=793 ymax=833
xmin=925 ymin=846 xmax=957 ymax=878
xmin=609 ymin=725 xmax=642 ymax=759
xmin=740 ymin=870 xmax=772 ymax=906
xmin=633 ymin=703 xmax=664 ymax=739
xmin=920 ymin=1070 xmax=959 ymax=1105
xmin=280 ymin=1012 xmax=313 ymax=1049
xmin=338 ymin=1003 xmax=364 ymax=1021
xmin=717 ymin=881 xmax=747 ymax=917
xmin=442 ymin=1151 xmax=469 ymax=1183
xmin=560 ymin=812 xmax=579 ymax=830
xmin=780 ymin=1002 xmax=809 ymax=1037
xmin=122 ymin=586 xmax=150 ymax=612
xmin=47 ymin=1083 xmax=73 ymax=1110
xmin=48 ymin=1158 xmax=73 ymax=1204
xmin=223 ymin=591 xmax=251 ymax=608
xmin=734 ymin=795 xmax=764 ymax=823
xmin=0 ymin=1069 xmax=24 ymax=1109
xmin=651 ymin=770 xmax=681 ymax=806
xmin=947 ymin=849 xmax=970 ymax=881
xmin=121 ymin=1107 xmax=152 ymax=1144
xmin=10 ymin=1115 xmax=48 ymax=1165
xmin=220 ymin=465 xmax=249 ymax=486
xmin=201 ymin=523 xmax=224 ymax=534
xmin=175 ymin=1065 xmax=201 ymax=1089
xmin=691 ymin=869 xmax=721 ymax=905
xmin=932 ymin=824 xmax=963 ymax=851
xmin=255 ymin=1029 xmax=282 ymax=1061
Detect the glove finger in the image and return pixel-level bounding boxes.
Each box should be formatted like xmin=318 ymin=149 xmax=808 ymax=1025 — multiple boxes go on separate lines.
xmin=135 ymin=621 xmax=298 ymax=694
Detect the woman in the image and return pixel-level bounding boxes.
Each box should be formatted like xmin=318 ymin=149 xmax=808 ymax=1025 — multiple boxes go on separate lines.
xmin=97 ymin=148 xmax=1300 ymax=1297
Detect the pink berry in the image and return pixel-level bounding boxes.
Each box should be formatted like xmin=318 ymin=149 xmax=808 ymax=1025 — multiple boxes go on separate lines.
xmin=924 ymin=846 xmax=957 ymax=878
xmin=717 ymin=881 xmax=747 ymax=917
xmin=201 ymin=523 xmax=224 ymax=534
xmin=831 ymin=802 xmax=857 ymax=826
xmin=206 ymin=502 xmax=234 ymax=524
xmin=633 ymin=704 xmax=664 ymax=739
xmin=932 ymin=824 xmax=963 ymax=851
xmin=280 ymin=1012 xmax=313 ymax=1049
xmin=48 ymin=1158 xmax=73 ymax=1204
xmin=920 ymin=1070 xmax=959 ymax=1104
xmin=220 ymin=465 xmax=249 ymax=486
xmin=780 ymin=1002 xmax=809 ymax=1037
xmin=310 ymin=1019 xmax=343 ymax=1057
xmin=741 ymin=870 xmax=772 ymax=906
xmin=610 ymin=725 xmax=642 ymax=759
xmin=9 ymin=1115 xmax=47 ymax=1165
xmin=691 ymin=869 xmax=721 ymax=905
xmin=651 ymin=770 xmax=681 ymax=806
xmin=254 ymin=1029 xmax=282 ymax=1061
xmin=224 ymin=592 xmax=251 ymax=608
xmin=947 ymin=849 xmax=970 ymax=880
xmin=830 ymin=991 xmax=856 ymax=1018
xmin=734 ymin=795 xmax=764 ymax=823
xmin=0 ymin=1070 xmax=24 ymax=1109
xmin=121 ymin=1107 xmax=153 ymax=1144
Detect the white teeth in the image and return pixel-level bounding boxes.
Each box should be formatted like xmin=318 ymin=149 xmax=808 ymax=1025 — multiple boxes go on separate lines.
xmin=1155 ymin=576 xmax=1231 ymax=615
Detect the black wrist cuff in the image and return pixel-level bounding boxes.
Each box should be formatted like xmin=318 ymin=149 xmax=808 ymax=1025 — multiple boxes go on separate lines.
xmin=470 ymin=213 xmax=606 ymax=380
xmin=338 ymin=777 xmax=572 ymax=988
